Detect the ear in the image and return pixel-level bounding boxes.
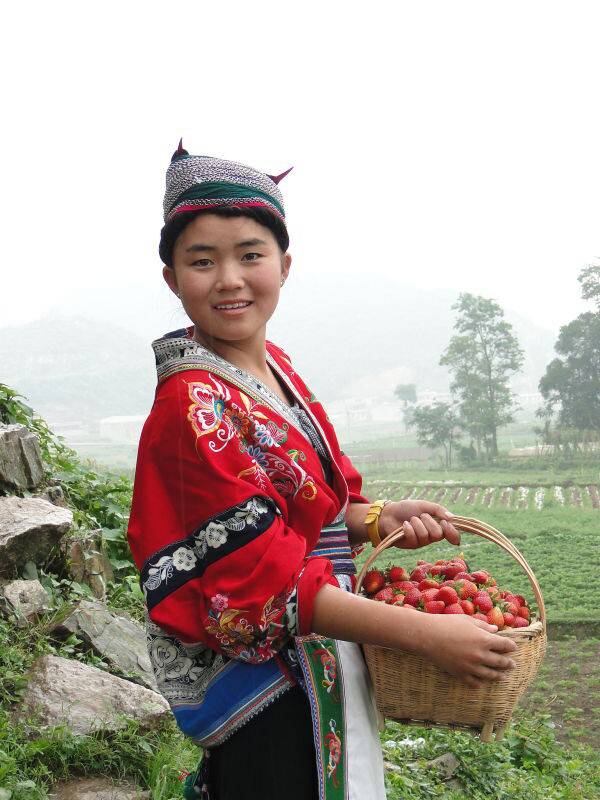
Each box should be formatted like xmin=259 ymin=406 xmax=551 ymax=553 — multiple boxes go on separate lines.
xmin=281 ymin=251 xmax=292 ymax=283
xmin=162 ymin=264 xmax=180 ymax=296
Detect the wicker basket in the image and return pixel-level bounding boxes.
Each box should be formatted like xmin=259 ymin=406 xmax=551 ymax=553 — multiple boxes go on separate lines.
xmin=354 ymin=515 xmax=547 ymax=742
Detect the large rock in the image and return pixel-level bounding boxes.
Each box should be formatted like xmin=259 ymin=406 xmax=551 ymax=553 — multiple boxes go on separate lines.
xmin=48 ymin=776 xmax=151 ymax=799
xmin=0 ymin=423 xmax=44 ymax=490
xmin=0 ymin=496 xmax=72 ymax=577
xmin=48 ymin=599 xmax=157 ymax=691
xmin=0 ymin=578 xmax=53 ymax=626
xmin=61 ymin=529 xmax=114 ymax=599
xmin=14 ymin=654 xmax=170 ymax=736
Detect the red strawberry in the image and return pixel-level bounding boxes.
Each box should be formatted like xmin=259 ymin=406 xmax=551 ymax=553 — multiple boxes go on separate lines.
xmin=442 ymin=563 xmax=465 ymax=579
xmin=514 ymin=616 xmax=529 ymax=628
xmin=503 ymin=612 xmax=516 ymax=627
xmin=487 ymin=607 xmax=505 ymax=629
xmin=410 ymin=567 xmax=428 ymax=583
xmin=403 ymin=588 xmax=422 ymax=607
xmin=373 ymin=587 xmax=395 ymax=603
xmin=387 ymin=566 xmax=410 ymax=583
xmin=518 ymin=607 xmax=530 ymax=620
xmin=473 ymin=591 xmax=493 ymax=613
xmin=416 ymin=560 xmax=432 ymax=568
xmin=392 ymin=581 xmax=417 ymax=592
xmin=424 ymin=600 xmax=445 ymax=614
xmin=460 ymin=600 xmax=475 ymax=615
xmin=421 ymin=588 xmax=441 ymax=602
xmin=505 ymin=601 xmax=520 ymax=616
xmin=418 ymin=578 xmax=441 ymax=590
xmin=443 ymin=603 xmax=465 ymax=614
xmin=473 ymin=612 xmax=489 ymax=622
xmin=455 ymin=579 xmax=478 ymax=600
xmin=363 ymin=569 xmax=385 ymax=594
xmin=454 ymin=571 xmax=471 ymax=581
xmin=471 ymin=570 xmax=490 ymax=585
xmin=391 ymin=595 xmax=405 ymax=606
xmin=436 ymin=586 xmax=459 ymax=606
xmin=513 ymin=594 xmax=527 ymax=607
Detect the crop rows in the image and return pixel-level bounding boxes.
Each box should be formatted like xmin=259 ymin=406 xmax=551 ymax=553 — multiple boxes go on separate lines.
xmin=365 ymin=482 xmax=600 ymax=510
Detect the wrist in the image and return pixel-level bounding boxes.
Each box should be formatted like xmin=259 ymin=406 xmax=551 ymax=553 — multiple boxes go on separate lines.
xmin=364 ymin=499 xmax=392 ymax=547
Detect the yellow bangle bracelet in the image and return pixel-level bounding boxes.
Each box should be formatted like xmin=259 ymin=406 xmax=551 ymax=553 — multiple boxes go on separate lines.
xmin=364 ymin=500 xmax=390 ymax=547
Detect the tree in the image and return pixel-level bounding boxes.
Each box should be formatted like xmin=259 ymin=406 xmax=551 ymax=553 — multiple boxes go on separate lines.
xmin=405 ymin=401 xmax=461 ymax=468
xmin=439 ymin=294 xmax=524 ymax=459
xmin=536 ymin=263 xmax=600 ymax=439
xmin=394 ymin=383 xmax=417 ymax=433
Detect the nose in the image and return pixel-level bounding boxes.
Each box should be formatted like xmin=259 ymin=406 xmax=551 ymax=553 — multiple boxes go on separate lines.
xmin=214 ymin=259 xmax=245 ymax=293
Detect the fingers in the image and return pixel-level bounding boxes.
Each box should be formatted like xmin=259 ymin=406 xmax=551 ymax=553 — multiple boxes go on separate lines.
xmin=482 ymin=652 xmax=517 ymax=671
xmin=488 ymin=635 xmax=518 ymax=653
xmin=441 ymin=519 xmax=461 ymax=545
xmin=404 ymin=516 xmax=431 ymax=548
xmin=469 ymin=618 xmax=499 ymax=633
xmin=417 ymin=513 xmax=444 ymax=542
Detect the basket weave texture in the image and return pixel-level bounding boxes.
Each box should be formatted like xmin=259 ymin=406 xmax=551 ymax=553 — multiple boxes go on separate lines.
xmin=354 ymin=515 xmax=547 ymax=742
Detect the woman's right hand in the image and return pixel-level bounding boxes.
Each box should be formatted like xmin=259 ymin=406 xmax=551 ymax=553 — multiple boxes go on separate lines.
xmin=419 ymin=614 xmax=518 ymax=688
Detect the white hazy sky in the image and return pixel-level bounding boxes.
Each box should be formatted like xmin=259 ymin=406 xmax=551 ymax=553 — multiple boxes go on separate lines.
xmin=1 ymin=1 xmax=598 ymax=333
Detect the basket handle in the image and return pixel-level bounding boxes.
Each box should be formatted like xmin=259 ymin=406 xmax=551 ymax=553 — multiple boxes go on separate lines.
xmin=353 ymin=514 xmax=546 ymax=633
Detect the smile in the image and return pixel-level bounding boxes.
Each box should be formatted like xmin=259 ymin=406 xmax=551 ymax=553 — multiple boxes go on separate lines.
xmin=213 ymin=301 xmax=253 ymax=314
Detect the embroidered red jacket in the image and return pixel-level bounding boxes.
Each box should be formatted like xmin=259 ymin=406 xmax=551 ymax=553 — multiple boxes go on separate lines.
xmin=127 ymin=328 xmax=369 ymax=663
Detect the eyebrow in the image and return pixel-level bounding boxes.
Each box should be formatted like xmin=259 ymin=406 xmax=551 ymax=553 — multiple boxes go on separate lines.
xmin=185 ymin=238 xmax=268 ymax=253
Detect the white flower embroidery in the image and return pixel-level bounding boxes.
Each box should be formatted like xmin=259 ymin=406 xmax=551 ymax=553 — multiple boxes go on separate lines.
xmin=234 ymin=497 xmax=269 ymax=526
xmin=172 ymin=547 xmax=197 ymax=571
xmin=205 ymin=521 xmax=228 ymax=548
xmin=193 ymin=534 xmax=208 ymax=559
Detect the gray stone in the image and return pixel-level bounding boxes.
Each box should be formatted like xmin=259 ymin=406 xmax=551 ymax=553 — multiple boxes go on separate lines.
xmin=0 ymin=578 xmax=53 ymax=626
xmin=37 ymin=484 xmax=68 ymax=507
xmin=48 ymin=599 xmax=157 ymax=690
xmin=0 ymin=423 xmax=44 ymax=490
xmin=0 ymin=496 xmax=72 ymax=577
xmin=14 ymin=654 xmax=170 ymax=736
xmin=61 ymin=529 xmax=114 ymax=599
xmin=48 ymin=776 xmax=151 ymax=799
xmin=425 ymin=751 xmax=460 ymax=779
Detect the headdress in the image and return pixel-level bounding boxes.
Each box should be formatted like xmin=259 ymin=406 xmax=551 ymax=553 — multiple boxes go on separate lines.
xmin=163 ymin=140 xmax=293 ymax=225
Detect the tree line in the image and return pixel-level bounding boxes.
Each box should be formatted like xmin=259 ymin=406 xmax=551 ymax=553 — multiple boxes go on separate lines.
xmin=395 ymin=264 xmax=600 ymax=467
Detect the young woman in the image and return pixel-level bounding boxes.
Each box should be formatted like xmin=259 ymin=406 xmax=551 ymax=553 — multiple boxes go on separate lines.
xmin=126 ymin=144 xmax=517 ymax=800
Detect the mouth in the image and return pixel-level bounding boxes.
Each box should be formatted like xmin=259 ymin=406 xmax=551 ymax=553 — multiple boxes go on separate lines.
xmin=212 ymin=300 xmax=253 ymax=315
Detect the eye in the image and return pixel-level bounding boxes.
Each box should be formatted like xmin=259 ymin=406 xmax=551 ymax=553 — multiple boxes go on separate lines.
xmin=191 ymin=258 xmax=213 ymax=268
xmin=242 ymin=252 xmax=262 ymax=262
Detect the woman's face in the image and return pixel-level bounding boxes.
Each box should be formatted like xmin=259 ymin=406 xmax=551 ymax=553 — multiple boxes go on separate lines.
xmin=163 ymin=213 xmax=291 ymax=351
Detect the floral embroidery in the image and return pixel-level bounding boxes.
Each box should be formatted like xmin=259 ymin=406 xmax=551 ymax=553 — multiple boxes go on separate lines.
xmin=172 ymin=547 xmax=197 ymax=571
xmin=325 ymin=719 xmax=342 ymax=788
xmin=287 ymin=449 xmax=306 ymax=463
xmin=204 ymin=587 xmax=297 ymax=663
xmin=187 ymin=377 xmax=236 ymax=453
xmin=238 ymin=451 xmax=317 ymax=501
xmin=312 ymin=644 xmax=339 ymax=699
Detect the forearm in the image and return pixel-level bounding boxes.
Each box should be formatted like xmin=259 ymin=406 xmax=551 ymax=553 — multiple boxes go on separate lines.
xmin=344 ymin=501 xmax=371 ymax=547
xmin=311 ymin=582 xmax=433 ymax=656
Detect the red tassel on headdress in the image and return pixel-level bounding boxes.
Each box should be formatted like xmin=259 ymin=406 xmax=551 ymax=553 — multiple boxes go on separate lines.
xmin=171 ymin=138 xmax=189 ymax=162
xmin=267 ymin=166 xmax=294 ymax=184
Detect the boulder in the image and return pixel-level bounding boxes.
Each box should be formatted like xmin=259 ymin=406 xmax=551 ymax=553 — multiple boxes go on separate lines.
xmin=0 ymin=578 xmax=53 ymax=626
xmin=47 ymin=599 xmax=157 ymax=691
xmin=13 ymin=654 xmax=170 ymax=736
xmin=48 ymin=776 xmax=151 ymax=799
xmin=0 ymin=496 xmax=72 ymax=577
xmin=0 ymin=423 xmax=44 ymax=490
xmin=61 ymin=529 xmax=114 ymax=599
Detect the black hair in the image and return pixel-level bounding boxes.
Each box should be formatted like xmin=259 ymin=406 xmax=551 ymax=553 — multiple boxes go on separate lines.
xmin=159 ymin=205 xmax=289 ymax=268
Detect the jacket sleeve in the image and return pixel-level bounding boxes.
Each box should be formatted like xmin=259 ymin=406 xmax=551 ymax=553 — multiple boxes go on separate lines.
xmin=126 ymin=372 xmax=333 ymax=663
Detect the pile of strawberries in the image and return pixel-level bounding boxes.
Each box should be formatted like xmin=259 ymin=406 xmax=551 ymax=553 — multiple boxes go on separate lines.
xmin=362 ymin=554 xmax=531 ymax=629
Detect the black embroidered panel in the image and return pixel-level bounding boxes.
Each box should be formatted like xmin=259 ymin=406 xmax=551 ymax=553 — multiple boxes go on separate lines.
xmin=140 ymin=495 xmax=279 ymax=612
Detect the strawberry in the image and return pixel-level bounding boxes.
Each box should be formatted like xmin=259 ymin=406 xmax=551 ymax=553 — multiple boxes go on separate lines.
xmin=455 ymin=579 xmax=478 ymax=600
xmin=442 ymin=563 xmax=465 ymax=579
xmin=441 ymin=580 xmax=456 ymax=587
xmin=473 ymin=591 xmax=493 ymax=613
xmin=387 ymin=566 xmax=410 ymax=583
xmin=487 ymin=577 xmax=497 ymax=586
xmin=391 ymin=596 xmax=405 ymax=606
xmin=416 ymin=560 xmax=432 ymax=568
xmin=424 ymin=600 xmax=445 ymax=614
xmin=421 ymin=588 xmax=441 ymax=602
xmin=487 ymin=607 xmax=505 ymax=628
xmin=518 ymin=607 xmax=530 ymax=620
xmin=403 ymin=588 xmax=422 ymax=607
xmin=363 ymin=569 xmax=385 ymax=594
xmin=460 ymin=600 xmax=475 ymax=615
xmin=410 ymin=567 xmax=428 ymax=583
xmin=392 ymin=581 xmax=418 ymax=592
xmin=454 ymin=571 xmax=471 ymax=581
xmin=373 ymin=587 xmax=395 ymax=603
xmin=471 ymin=570 xmax=490 ymax=585
xmin=418 ymin=578 xmax=441 ymax=590
xmin=502 ymin=612 xmax=516 ymax=627
xmin=513 ymin=594 xmax=527 ymax=607
xmin=443 ymin=603 xmax=465 ymax=614
xmin=473 ymin=612 xmax=489 ymax=622
xmin=505 ymin=601 xmax=520 ymax=616
xmin=436 ymin=586 xmax=459 ymax=606
xmin=514 ymin=616 xmax=529 ymax=628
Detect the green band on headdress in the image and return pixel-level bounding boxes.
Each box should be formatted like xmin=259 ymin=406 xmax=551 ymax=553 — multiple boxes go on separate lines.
xmin=173 ymin=181 xmax=285 ymax=218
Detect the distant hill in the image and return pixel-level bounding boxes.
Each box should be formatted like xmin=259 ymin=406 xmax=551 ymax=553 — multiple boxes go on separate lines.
xmin=0 ymin=277 xmax=558 ymax=428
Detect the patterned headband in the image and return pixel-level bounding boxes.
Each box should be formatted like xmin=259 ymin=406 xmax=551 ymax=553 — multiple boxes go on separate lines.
xmin=163 ymin=140 xmax=293 ymax=225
